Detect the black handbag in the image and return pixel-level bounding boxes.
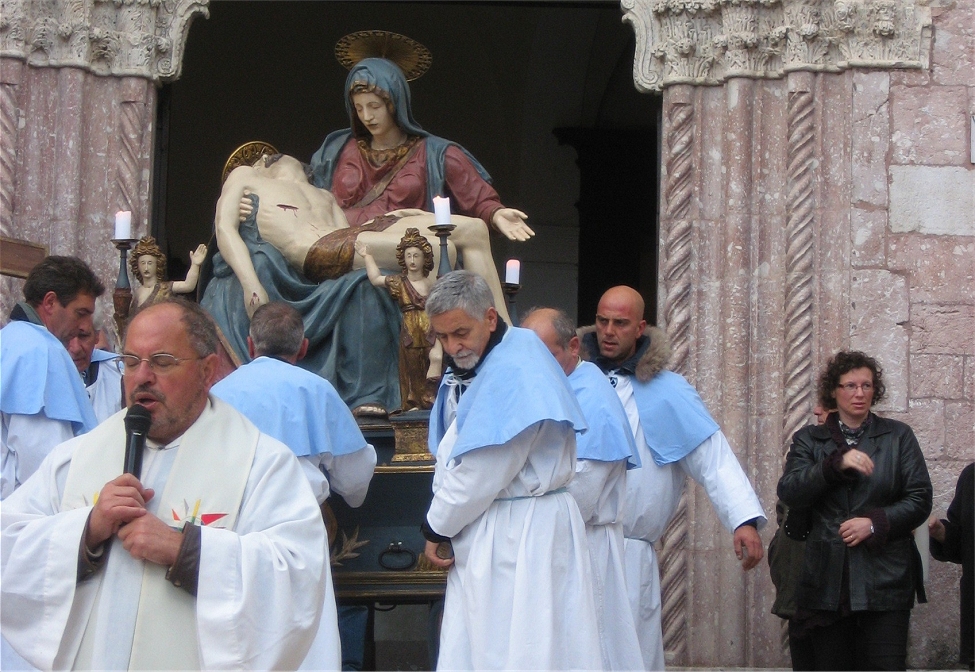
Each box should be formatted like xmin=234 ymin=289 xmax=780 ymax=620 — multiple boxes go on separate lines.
xmin=783 ymin=504 xmax=812 ymax=541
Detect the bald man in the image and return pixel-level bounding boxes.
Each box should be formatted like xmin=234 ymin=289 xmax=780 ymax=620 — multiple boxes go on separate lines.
xmin=580 ymin=286 xmax=767 ymax=670
xmin=522 ymin=307 xmax=642 ymax=670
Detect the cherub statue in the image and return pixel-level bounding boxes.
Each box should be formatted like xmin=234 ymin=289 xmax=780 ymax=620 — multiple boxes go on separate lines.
xmin=356 ymin=229 xmax=442 ymax=411
xmin=130 ymin=236 xmax=208 ymax=312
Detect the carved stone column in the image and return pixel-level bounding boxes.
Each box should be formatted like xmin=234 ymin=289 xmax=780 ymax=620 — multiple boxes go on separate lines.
xmin=0 ymin=60 xmax=22 ymax=240
xmin=657 ymin=84 xmax=695 ymax=666
xmin=621 ymin=0 xmax=934 ymax=666
xmin=0 ymin=0 xmax=208 ymax=318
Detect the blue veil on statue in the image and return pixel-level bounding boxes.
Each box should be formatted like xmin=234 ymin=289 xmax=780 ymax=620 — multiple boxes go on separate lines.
xmin=309 ymin=57 xmax=491 ymax=206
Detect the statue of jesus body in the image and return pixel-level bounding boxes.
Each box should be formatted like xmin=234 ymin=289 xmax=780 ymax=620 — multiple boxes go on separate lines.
xmin=215 ymin=154 xmax=509 ymax=321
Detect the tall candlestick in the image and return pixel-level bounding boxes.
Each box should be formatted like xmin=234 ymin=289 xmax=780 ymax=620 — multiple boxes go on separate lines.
xmin=433 ymin=196 xmax=451 ymax=226
xmin=114 ymin=211 xmax=132 ymax=240
xmin=505 ymin=259 xmax=521 ymax=285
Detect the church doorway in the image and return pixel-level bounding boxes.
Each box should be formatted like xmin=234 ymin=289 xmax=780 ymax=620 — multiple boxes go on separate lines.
xmin=155 ymin=1 xmax=661 ymax=325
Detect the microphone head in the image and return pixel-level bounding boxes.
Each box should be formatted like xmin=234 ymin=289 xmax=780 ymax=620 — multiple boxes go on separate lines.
xmin=124 ymin=404 xmax=153 ymax=434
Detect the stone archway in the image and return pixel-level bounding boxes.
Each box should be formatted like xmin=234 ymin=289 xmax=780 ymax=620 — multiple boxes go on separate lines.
xmin=0 ymin=0 xmax=208 ymax=317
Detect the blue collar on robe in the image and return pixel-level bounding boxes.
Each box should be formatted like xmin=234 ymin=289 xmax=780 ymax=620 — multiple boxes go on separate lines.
xmin=0 ymin=321 xmax=97 ymax=432
xmin=309 ymin=58 xmax=492 ymax=210
xmin=568 ymin=361 xmax=640 ymax=468
xmin=91 ymin=349 xmax=118 ymax=363
xmin=624 ymin=370 xmax=719 ymax=466
xmin=428 ymin=327 xmax=588 ymax=461
xmin=211 ymin=356 xmax=367 ymax=458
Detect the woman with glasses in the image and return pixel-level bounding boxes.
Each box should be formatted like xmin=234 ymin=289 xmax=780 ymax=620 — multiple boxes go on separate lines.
xmin=777 ymin=351 xmax=932 ymax=670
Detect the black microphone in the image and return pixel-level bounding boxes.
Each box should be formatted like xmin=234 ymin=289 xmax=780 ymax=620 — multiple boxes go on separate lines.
xmin=123 ymin=404 xmax=152 ymax=479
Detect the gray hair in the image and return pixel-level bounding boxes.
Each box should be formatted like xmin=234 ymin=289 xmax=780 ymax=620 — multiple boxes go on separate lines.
xmin=426 ymin=270 xmax=495 ymax=319
xmin=249 ymin=302 xmax=305 ymax=358
xmin=523 ymin=306 xmax=576 ymax=349
xmin=127 ymin=298 xmax=219 ymax=357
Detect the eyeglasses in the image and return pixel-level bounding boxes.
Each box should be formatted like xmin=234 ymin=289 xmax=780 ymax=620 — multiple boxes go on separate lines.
xmin=120 ymin=353 xmax=201 ymax=375
xmin=837 ymin=382 xmax=874 ymax=393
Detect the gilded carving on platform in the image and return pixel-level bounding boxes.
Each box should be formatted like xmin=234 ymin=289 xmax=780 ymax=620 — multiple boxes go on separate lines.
xmin=623 ymin=0 xmax=931 ymax=91
xmin=0 ymin=0 xmax=208 ymax=82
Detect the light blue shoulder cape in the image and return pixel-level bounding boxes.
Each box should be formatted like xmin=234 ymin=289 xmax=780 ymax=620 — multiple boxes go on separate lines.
xmin=91 ymin=349 xmax=118 ymax=364
xmin=211 ymin=356 xmax=367 ymax=458
xmin=428 ymin=327 xmax=587 ymax=461
xmin=0 ymin=321 xmax=97 ymax=432
xmin=632 ymin=370 xmax=719 ymax=466
xmin=569 ymin=361 xmax=640 ymax=468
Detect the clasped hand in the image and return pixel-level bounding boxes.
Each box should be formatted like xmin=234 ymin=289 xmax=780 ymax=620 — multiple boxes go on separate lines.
xmin=86 ymin=474 xmax=182 ymax=566
xmin=840 ymin=448 xmax=874 ymax=476
xmin=839 ymin=517 xmax=874 ymax=547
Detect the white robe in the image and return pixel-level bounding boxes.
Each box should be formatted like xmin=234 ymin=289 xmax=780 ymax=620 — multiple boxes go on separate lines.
xmin=1 ymin=413 xmax=74 ymax=500
xmin=566 ymin=457 xmax=644 ymax=670
xmin=298 ymin=448 xmax=377 ymax=508
xmin=1 ymin=403 xmax=335 ymax=671
xmin=85 ymin=359 xmax=124 ymax=424
xmin=429 ymin=419 xmax=602 ymax=671
xmin=613 ymin=373 xmax=766 ymax=671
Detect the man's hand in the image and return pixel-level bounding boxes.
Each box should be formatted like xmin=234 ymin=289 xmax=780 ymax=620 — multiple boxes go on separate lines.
xmin=86 ymin=474 xmax=154 ymax=550
xmin=840 ymin=448 xmax=874 ymax=476
xmin=117 ymin=514 xmax=184 ymax=566
xmin=928 ymin=515 xmax=946 ymax=543
xmin=839 ymin=516 xmax=874 ymax=547
xmin=424 ymin=540 xmax=454 ymax=569
xmin=733 ymin=524 xmax=764 ymax=570
xmin=492 ymin=208 xmax=534 ymax=242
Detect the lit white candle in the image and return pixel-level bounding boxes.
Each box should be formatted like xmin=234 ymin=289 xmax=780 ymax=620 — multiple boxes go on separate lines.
xmin=433 ymin=196 xmax=451 ymax=226
xmin=505 ymin=259 xmax=520 ymax=285
xmin=114 ymin=211 xmax=132 ymax=240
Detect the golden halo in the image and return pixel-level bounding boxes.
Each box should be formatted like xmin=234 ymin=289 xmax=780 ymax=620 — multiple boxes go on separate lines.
xmin=335 ymin=31 xmax=432 ymax=82
xmin=222 ymin=141 xmax=279 ymax=185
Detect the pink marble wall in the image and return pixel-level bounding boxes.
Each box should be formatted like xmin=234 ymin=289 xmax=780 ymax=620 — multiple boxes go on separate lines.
xmin=0 ymin=58 xmax=155 ymax=324
xmin=658 ymin=0 xmax=973 ymax=665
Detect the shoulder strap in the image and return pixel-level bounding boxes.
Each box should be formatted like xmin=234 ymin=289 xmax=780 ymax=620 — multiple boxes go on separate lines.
xmin=349 ymin=141 xmax=422 ymax=211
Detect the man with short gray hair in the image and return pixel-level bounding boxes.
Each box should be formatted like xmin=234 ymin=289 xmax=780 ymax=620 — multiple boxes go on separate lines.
xmin=211 ymin=301 xmax=376 ymax=670
xmin=212 ymin=301 xmax=376 ymax=508
xmin=420 ymin=271 xmax=601 ymax=670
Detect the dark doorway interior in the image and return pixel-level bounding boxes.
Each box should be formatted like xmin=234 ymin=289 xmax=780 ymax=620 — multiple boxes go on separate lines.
xmin=556 ymin=127 xmax=659 ymax=324
xmin=156 ymin=1 xmax=661 ymax=321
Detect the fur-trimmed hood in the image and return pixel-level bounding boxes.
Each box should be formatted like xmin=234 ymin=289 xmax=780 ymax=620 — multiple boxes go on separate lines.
xmin=578 ymin=325 xmax=672 ymax=383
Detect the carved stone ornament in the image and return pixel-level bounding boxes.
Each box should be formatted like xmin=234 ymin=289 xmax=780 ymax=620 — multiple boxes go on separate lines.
xmin=0 ymin=0 xmax=209 ymax=82
xmin=622 ymin=0 xmax=932 ymax=91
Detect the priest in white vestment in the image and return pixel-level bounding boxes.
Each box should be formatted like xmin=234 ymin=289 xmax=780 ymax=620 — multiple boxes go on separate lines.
xmin=211 ymin=301 xmax=375 ymax=670
xmin=421 ymin=271 xmax=602 ymax=671
xmin=1 ymin=299 xmax=330 ymax=670
xmin=523 ymin=307 xmax=644 ymax=671
xmin=582 ymin=286 xmax=767 ymax=670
